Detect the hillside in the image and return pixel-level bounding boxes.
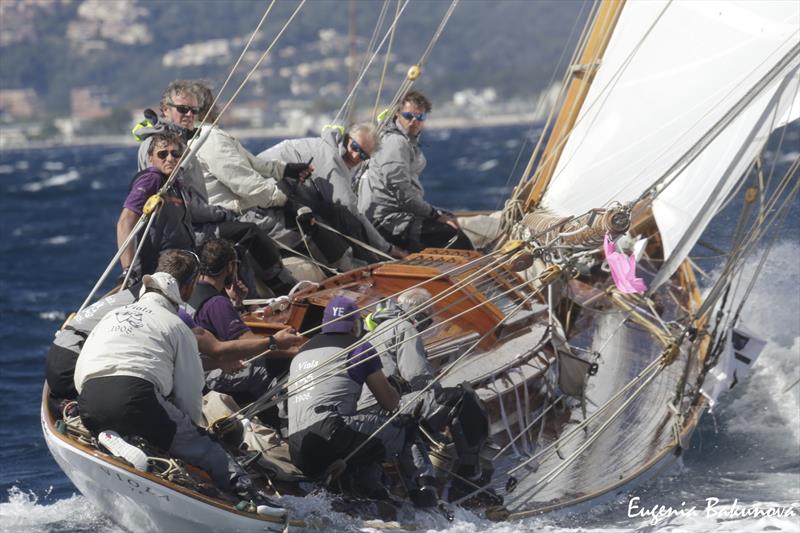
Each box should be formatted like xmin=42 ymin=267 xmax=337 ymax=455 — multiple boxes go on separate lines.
xmin=1 ymin=0 xmax=587 ymax=117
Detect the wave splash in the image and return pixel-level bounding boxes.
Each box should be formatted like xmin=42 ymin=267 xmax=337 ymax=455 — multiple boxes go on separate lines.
xmin=0 ymin=486 xmax=122 ymax=533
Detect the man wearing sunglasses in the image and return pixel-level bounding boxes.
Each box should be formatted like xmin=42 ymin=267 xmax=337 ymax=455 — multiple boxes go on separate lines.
xmin=259 ymin=122 xmax=407 ymax=262
xmin=358 ymin=90 xmax=474 ymax=253
xmin=188 ymin=81 xmax=359 ymax=272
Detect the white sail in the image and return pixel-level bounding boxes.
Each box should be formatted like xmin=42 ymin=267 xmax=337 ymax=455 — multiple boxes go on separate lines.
xmin=540 ymin=1 xmax=799 ymax=255
xmin=649 ymin=68 xmax=799 ymax=289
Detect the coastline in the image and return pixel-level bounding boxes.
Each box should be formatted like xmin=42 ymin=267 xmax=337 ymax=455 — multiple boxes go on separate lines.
xmin=0 ymin=112 xmax=542 ymax=153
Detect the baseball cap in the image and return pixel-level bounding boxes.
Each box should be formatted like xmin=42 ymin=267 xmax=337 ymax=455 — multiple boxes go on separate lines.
xmin=321 ymin=295 xmax=360 ymax=334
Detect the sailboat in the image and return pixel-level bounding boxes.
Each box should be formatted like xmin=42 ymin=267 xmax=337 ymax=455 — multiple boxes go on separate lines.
xmin=41 ymin=0 xmax=799 ymax=530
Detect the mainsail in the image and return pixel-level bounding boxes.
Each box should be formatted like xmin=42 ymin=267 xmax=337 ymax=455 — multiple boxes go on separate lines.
xmin=537 ymin=0 xmax=799 ymax=286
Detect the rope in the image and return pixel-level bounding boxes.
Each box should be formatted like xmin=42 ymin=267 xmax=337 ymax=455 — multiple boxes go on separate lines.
xmin=508 ymin=359 xmax=665 ymax=517
xmin=342 ymin=271 xmax=553 ymax=465
xmin=77 ymin=1 xmax=294 ymax=312
xmin=376 ymin=0 xmax=460 ymax=131
xmin=242 ymin=252 xmax=534 ymax=420
xmin=373 ymin=0 xmax=402 ymax=119
xmin=331 ymin=0 xmax=411 ymax=126
xmin=232 ymin=248 xmax=513 ymax=419
xmin=309 ymin=218 xmax=395 ymax=261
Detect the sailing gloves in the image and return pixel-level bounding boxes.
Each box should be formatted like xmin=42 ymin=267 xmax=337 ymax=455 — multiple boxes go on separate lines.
xmin=283 ymin=162 xmax=313 ymax=181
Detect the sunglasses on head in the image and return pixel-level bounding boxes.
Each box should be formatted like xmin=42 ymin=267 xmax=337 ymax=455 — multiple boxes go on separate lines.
xmin=155 ymin=149 xmax=183 ymax=160
xmin=400 ymin=111 xmax=427 ymax=122
xmin=168 ymin=103 xmax=200 ymax=115
xmin=350 ymin=139 xmax=371 ymax=161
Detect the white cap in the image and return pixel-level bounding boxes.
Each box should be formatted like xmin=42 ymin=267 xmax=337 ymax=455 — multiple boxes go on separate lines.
xmin=140 ymin=272 xmax=183 ymax=306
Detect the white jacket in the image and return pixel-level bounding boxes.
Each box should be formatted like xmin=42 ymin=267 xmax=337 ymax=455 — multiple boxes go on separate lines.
xmin=74 ymin=291 xmax=205 ymax=424
xmin=194 ymin=124 xmax=287 ymax=213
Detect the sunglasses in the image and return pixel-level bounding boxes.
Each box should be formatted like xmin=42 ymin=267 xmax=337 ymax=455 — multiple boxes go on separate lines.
xmin=168 ymin=103 xmax=200 ymax=115
xmin=350 ymin=139 xmax=371 ymax=161
xmin=400 ymin=111 xmax=427 ymax=122
xmin=155 ymin=149 xmax=183 ymax=160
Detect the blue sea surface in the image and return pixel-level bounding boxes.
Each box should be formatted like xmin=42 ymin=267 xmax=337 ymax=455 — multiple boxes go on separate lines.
xmin=0 ymin=124 xmax=798 ymax=532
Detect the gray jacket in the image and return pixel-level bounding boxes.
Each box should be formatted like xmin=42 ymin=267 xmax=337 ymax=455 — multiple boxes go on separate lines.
xmin=287 ymin=333 xmax=374 ymax=436
xmin=357 ymin=120 xmax=435 ymax=237
xmin=260 ymin=127 xmax=392 ymax=252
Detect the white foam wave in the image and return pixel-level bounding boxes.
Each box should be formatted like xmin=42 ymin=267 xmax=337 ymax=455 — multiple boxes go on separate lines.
xmin=477 ymin=159 xmax=499 ymax=172
xmin=43 ymin=235 xmax=72 ymax=246
xmin=22 ymin=169 xmax=80 ymax=192
xmin=714 ymin=240 xmax=800 ymax=444
xmin=0 ymin=164 xmax=14 ymax=174
xmin=38 ymin=310 xmax=66 ymax=321
xmin=0 ymin=486 xmax=121 ymax=533
xmin=16 ymin=160 xmax=29 ymax=170
xmin=42 ymin=161 xmax=65 ymax=171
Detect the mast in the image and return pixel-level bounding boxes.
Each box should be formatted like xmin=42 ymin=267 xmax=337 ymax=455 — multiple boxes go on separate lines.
xmin=522 ymin=0 xmax=626 ymax=211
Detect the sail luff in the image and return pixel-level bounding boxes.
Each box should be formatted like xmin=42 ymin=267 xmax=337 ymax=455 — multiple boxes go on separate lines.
xmin=522 ymin=0 xmax=626 ymax=211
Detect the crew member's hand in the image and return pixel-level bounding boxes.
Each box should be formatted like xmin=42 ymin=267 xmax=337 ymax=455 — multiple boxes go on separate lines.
xmin=388 ymin=245 xmax=409 ymax=259
xmin=437 ymin=214 xmax=460 ymax=230
xmin=273 ymin=327 xmax=304 ymax=349
xmin=218 ymin=358 xmax=245 ymax=374
xmin=226 ymin=279 xmax=248 ymax=307
xmin=283 ymin=162 xmax=314 ymax=182
xmin=296 ymin=209 xmax=316 ymax=232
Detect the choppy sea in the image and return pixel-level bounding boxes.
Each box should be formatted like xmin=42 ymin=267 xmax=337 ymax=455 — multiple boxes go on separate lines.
xmin=0 ymin=124 xmax=797 ymax=532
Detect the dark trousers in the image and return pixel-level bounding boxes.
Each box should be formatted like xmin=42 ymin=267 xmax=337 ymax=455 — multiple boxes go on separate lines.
xmin=381 ymin=217 xmax=474 ymax=253
xmin=78 ymin=375 xmax=244 ymax=490
xmin=46 ymin=344 xmax=80 ymax=400
xmin=78 ymin=376 xmax=177 ymax=450
xmin=218 ymin=221 xmax=282 ymax=281
xmin=288 ymin=416 xmax=389 ymax=479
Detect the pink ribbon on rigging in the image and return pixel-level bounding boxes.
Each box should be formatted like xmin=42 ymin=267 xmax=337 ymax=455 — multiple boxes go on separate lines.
xmin=603 ymin=234 xmax=647 ymax=294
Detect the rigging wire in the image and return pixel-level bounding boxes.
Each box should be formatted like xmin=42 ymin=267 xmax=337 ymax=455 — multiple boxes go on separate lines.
xmin=77 ymin=1 xmax=301 ymax=312
xmin=332 ymin=0 xmax=412 ymax=126
xmin=372 ymin=0 xmax=402 ymax=119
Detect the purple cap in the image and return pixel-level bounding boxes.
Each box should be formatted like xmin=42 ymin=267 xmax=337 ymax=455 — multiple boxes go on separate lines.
xmin=321 ymin=295 xmax=360 ymax=334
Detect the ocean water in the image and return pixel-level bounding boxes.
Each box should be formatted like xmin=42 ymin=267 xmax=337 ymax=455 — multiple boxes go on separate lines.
xmin=0 ymin=124 xmax=797 ymax=532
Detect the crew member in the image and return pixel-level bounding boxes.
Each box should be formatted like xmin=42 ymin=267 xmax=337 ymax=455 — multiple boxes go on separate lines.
xmin=129 ymin=80 xmax=297 ymax=295
xmin=73 ymin=251 xmax=277 ymax=510
xmin=187 ymin=238 xmax=302 ymax=409
xmin=361 ymin=288 xmax=492 ymax=503
xmin=286 ymin=296 xmax=436 ymax=506
xmin=260 ymin=122 xmax=407 ymax=262
xmin=190 ymin=81 xmax=354 ymax=271
xmin=358 ymin=90 xmax=473 ymax=252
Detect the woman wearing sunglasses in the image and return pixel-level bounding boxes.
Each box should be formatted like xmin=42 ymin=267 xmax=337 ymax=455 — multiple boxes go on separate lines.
xmin=357 ymin=90 xmax=474 ymax=253
xmin=118 ymin=132 xmax=195 ymax=276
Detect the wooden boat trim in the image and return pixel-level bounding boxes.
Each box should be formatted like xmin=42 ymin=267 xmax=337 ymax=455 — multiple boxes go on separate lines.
xmin=40 ymin=384 xmax=295 ymax=528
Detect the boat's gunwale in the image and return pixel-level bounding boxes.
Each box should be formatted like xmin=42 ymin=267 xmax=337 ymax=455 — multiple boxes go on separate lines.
xmin=39 ymin=384 xmax=291 ymax=527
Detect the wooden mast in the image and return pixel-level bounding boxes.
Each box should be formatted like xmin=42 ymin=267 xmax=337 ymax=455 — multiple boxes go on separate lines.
xmin=522 ymin=0 xmax=626 ymax=211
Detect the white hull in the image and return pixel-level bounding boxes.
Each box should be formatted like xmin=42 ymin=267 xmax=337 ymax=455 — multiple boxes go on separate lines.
xmin=41 ymin=399 xmax=287 ymax=533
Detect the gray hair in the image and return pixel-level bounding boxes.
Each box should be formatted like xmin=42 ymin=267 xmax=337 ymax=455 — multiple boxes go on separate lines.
xmin=190 ymin=80 xmax=219 ymax=123
xmin=397 ymin=288 xmax=432 ymax=314
xmin=160 ymin=80 xmax=196 ymax=112
xmin=347 ymin=122 xmax=381 ymax=152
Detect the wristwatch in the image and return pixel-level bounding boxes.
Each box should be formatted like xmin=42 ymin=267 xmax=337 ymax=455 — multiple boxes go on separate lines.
xmin=266 ymin=335 xmax=279 ymax=351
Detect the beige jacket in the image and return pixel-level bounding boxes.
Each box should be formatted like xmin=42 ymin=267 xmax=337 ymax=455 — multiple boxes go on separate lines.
xmin=194 ymin=124 xmax=288 ymax=213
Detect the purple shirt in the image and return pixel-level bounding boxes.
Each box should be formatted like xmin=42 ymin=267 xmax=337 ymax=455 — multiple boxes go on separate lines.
xmin=192 ymin=282 xmax=250 ymax=341
xmin=346 ymin=341 xmax=381 ymax=385
xmin=177 ymin=308 xmax=196 ymax=329
xmin=124 ymin=168 xmax=185 ymax=215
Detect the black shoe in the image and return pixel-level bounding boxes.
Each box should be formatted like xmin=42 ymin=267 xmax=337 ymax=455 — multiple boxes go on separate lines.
xmin=408 ymin=475 xmax=438 ymax=508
